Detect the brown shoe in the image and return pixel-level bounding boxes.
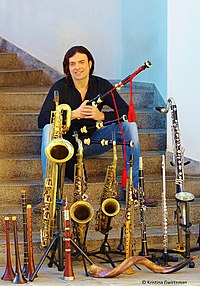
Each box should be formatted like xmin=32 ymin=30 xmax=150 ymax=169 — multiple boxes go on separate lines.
xmin=32 ymin=202 xmax=44 ymax=213
xmin=144 ymin=198 xmax=158 ymax=207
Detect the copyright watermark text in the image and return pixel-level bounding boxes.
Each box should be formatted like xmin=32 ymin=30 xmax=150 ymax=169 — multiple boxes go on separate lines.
xmin=141 ymin=280 xmax=188 ymax=285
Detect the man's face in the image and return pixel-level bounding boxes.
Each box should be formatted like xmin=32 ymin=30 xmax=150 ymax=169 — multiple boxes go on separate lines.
xmin=69 ymin=52 xmax=92 ymax=81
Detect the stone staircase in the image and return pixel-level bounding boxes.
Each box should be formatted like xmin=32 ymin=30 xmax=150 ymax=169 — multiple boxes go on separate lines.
xmin=0 ymin=40 xmax=199 ymax=266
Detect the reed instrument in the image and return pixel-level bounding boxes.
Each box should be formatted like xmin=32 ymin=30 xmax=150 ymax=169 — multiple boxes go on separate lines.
xmin=1 ymin=217 xmax=15 ymax=281
xmin=87 ymin=61 xmax=152 ymax=107
xmin=70 ymin=132 xmax=94 ymax=250
xmin=63 ymin=198 xmax=75 ymax=281
xmin=156 ymin=98 xmax=195 ymax=254
xmin=26 ymin=204 xmax=36 ymax=280
xmin=161 ymin=154 xmax=169 ymax=265
xmin=12 ymin=216 xmax=27 ymax=284
xmin=21 ymin=190 xmax=28 ymax=276
xmin=95 ymin=137 xmax=120 ymax=235
xmin=138 ymin=156 xmax=149 ymax=257
xmin=80 ymin=115 xmax=127 ymax=134
xmin=41 ymin=90 xmax=74 ymax=249
xmin=124 ymin=154 xmax=138 ymax=274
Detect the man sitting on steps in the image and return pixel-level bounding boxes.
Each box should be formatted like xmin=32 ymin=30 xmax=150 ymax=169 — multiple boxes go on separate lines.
xmin=33 ymin=45 xmax=157 ymax=213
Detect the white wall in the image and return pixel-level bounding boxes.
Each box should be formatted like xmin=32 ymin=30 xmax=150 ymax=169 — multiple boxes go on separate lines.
xmin=0 ymin=0 xmax=121 ymax=78
xmin=168 ymin=0 xmax=200 ymax=161
xmin=121 ymin=0 xmax=167 ymax=99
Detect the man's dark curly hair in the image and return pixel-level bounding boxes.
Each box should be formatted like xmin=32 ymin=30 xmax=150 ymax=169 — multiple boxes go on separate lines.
xmin=63 ymin=46 xmax=95 ymax=76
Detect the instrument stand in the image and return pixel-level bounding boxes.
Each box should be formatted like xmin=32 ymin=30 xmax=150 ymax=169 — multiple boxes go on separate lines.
xmin=88 ymin=224 xmax=141 ymax=270
xmin=29 ymin=198 xmax=94 ymax=281
xmin=30 ymin=162 xmax=94 ymax=282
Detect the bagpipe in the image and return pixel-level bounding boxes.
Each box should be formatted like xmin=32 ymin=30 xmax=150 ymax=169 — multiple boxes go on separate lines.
xmin=86 ymin=61 xmax=152 ymax=108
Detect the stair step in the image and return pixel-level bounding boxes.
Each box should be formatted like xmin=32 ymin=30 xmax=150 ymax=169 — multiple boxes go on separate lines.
xmin=0 ymin=53 xmax=19 ymax=70
xmin=0 ymin=87 xmax=155 ymax=111
xmin=0 ymin=110 xmax=165 ymax=132
xmin=0 ymin=70 xmax=43 ymax=87
xmin=0 ymin=174 xmax=199 ymax=206
xmin=0 ymin=88 xmax=49 ymax=111
xmin=0 ymin=129 xmax=166 ymax=155
xmin=0 ymin=224 xmax=199 ymax=267
xmin=0 ymin=132 xmax=41 ymax=155
xmin=0 ymin=199 xmax=199 ymax=232
xmin=0 ymin=152 xmax=163 ymax=180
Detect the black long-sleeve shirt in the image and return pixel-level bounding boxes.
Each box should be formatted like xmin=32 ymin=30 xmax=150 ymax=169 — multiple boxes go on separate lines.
xmin=38 ymin=75 xmax=130 ymax=133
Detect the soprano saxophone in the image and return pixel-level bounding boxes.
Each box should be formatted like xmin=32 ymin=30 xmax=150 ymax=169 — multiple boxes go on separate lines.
xmin=70 ymin=132 xmax=94 ymax=250
xmin=95 ymin=137 xmax=120 ymax=235
xmin=40 ymin=91 xmax=74 ymax=249
xmin=124 ymin=154 xmax=138 ymax=274
xmin=156 ymin=98 xmax=194 ymax=254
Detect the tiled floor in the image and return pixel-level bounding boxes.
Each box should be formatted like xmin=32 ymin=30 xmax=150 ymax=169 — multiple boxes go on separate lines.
xmin=0 ymin=251 xmax=199 ymax=286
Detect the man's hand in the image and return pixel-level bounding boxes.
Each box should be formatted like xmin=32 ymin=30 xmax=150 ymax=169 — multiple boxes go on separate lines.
xmin=72 ymin=100 xmax=105 ymax=121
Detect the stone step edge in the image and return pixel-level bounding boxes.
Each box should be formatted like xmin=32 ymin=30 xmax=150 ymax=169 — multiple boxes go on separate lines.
xmin=0 ymin=223 xmax=199 ymax=244
xmin=0 ymin=174 xmax=199 ymax=187
xmin=0 ymin=198 xmax=199 ymax=215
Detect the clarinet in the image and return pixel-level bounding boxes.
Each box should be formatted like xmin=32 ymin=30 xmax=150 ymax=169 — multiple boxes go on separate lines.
xmin=138 ymin=157 xmax=149 ymax=257
xmin=21 ymin=190 xmax=28 ymax=276
xmin=87 ymin=61 xmax=152 ymax=107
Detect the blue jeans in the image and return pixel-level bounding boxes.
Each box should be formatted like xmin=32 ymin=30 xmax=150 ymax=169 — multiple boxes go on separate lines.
xmin=41 ymin=122 xmax=140 ymax=189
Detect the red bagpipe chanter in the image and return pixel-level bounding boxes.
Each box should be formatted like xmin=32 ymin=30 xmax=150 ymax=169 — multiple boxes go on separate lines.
xmin=87 ymin=61 xmax=152 ymax=188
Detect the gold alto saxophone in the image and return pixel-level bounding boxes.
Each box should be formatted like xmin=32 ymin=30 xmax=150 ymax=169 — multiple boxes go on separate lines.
xmin=70 ymin=132 xmax=94 ymax=250
xmin=40 ymin=91 xmax=74 ymax=249
xmin=95 ymin=138 xmax=120 ymax=235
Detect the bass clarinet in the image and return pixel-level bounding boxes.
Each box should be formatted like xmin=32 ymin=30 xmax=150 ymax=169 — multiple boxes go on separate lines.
xmin=156 ymin=98 xmax=195 ymax=254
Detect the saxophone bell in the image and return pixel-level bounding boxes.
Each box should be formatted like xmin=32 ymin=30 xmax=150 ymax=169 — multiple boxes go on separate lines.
xmin=102 ymin=198 xmax=120 ymax=217
xmin=70 ymin=201 xmax=94 ymax=225
xmin=45 ymin=138 xmax=74 ymax=164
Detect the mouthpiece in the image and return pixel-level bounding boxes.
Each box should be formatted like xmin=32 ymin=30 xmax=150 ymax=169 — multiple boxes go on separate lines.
xmin=155 ymin=106 xmax=166 ymax=113
xmin=145 ymin=60 xmax=152 ymax=68
xmin=139 ymin=156 xmax=143 ymax=170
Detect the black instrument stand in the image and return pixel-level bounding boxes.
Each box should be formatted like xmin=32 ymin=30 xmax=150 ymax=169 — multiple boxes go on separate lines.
xmin=30 ymin=162 xmax=94 ymax=281
xmin=88 ymin=217 xmax=124 ymax=267
xmin=88 ymin=222 xmax=141 ymax=271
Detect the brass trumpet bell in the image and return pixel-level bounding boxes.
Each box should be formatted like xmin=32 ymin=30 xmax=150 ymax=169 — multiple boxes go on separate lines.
xmin=45 ymin=138 xmax=74 ymax=164
xmin=70 ymin=201 xmax=94 ymax=224
xmin=101 ymin=198 xmax=120 ymax=217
